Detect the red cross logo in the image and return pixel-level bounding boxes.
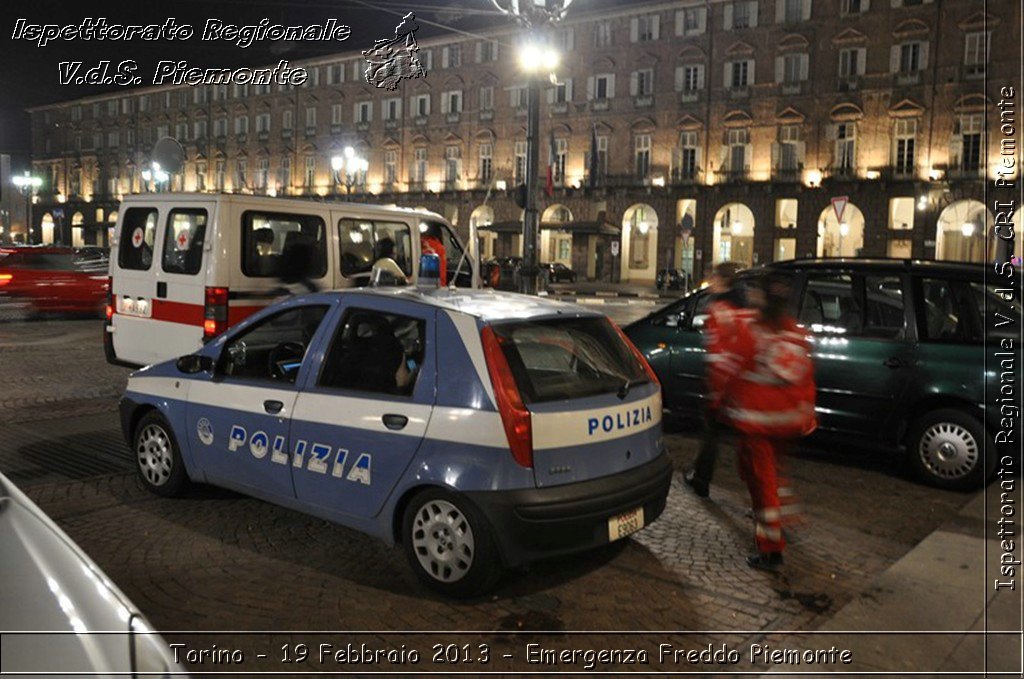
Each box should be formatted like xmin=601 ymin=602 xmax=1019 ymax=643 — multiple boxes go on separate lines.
xmin=177 ymin=231 xmax=189 ymax=249
xmin=131 ymin=228 xmax=143 ymax=248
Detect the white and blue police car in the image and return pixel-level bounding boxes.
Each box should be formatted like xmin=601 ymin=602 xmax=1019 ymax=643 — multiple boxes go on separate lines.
xmin=119 ymin=287 xmax=671 ymax=597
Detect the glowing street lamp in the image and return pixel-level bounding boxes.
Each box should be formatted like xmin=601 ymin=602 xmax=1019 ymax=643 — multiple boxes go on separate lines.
xmin=330 ymin=147 xmax=368 ymax=195
xmin=12 ymin=172 xmax=43 ymax=243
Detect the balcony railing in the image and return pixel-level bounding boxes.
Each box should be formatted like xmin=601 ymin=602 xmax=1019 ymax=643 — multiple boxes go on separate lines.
xmin=680 ymin=90 xmax=702 ymax=104
xmin=715 ymin=168 xmax=751 ymax=183
xmin=479 ymin=109 xmax=494 ymax=121
xmin=551 ymin=102 xmax=569 ymax=115
xmin=947 ymin=165 xmax=985 ymax=180
xmin=894 ymin=71 xmax=922 ymax=86
xmin=771 ymin=167 xmax=803 ymax=182
xmin=590 ymin=99 xmax=611 ymax=112
xmin=823 ymin=166 xmax=861 ymax=181
xmin=633 ymin=95 xmax=654 ymax=109
xmin=669 ymin=167 xmax=704 ymax=184
xmin=727 ymin=86 xmax=751 ymax=99
xmin=837 ymin=77 xmax=860 ymax=92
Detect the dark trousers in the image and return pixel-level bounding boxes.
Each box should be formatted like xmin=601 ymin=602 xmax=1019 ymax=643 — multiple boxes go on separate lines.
xmin=691 ymin=411 xmax=728 ymax=487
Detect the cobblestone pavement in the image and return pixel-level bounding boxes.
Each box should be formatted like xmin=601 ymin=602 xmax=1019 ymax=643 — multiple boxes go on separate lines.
xmin=2 ymin=318 xmax=973 ymax=674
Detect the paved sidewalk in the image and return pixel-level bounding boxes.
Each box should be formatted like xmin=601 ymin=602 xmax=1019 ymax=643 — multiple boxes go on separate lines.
xmin=762 ymin=483 xmax=1023 ymax=676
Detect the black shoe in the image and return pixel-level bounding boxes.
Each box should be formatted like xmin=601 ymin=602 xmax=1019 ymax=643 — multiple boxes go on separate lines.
xmin=746 ymin=552 xmax=784 ymax=572
xmin=683 ymin=470 xmax=709 ymax=498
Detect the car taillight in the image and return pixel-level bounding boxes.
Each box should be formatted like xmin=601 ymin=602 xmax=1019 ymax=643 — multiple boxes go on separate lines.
xmin=480 ymin=326 xmax=533 ymax=468
xmin=204 ymin=286 xmax=229 ymax=339
xmin=610 ymin=320 xmax=661 ymax=389
xmin=0 ymin=273 xmax=11 ymax=287
xmin=105 ymin=276 xmax=114 ymax=320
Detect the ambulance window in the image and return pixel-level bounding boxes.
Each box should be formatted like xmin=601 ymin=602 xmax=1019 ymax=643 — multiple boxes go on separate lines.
xmin=118 ymin=208 xmax=158 ymax=271
xmin=241 ymin=211 xmax=327 ymax=278
xmin=318 ymin=308 xmax=425 ymax=396
xmin=219 ymin=305 xmax=330 ymax=383
xmin=161 ymin=209 xmax=208 ymax=275
xmin=338 ymin=219 xmax=412 ymax=277
xmin=420 ymin=220 xmax=470 ymax=286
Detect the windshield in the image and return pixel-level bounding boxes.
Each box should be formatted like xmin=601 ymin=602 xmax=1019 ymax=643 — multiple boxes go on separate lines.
xmin=491 ymin=317 xmax=648 ymax=403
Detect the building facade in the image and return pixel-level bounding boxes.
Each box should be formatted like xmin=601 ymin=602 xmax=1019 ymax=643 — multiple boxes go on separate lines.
xmin=27 ymin=0 xmax=1022 ymax=283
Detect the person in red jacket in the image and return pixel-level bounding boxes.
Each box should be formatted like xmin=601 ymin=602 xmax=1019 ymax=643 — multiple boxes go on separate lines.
xmin=420 ymin=222 xmax=447 ymax=285
xmin=717 ymin=272 xmax=816 ymax=571
xmin=684 ymin=262 xmax=754 ymax=498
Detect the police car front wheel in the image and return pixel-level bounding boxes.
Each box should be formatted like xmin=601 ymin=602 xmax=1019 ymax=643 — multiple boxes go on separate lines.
xmin=134 ymin=411 xmax=190 ymax=497
xmin=402 ymin=489 xmax=501 ymax=598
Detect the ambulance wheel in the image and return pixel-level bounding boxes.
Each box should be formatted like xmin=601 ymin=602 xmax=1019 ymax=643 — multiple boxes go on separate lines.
xmin=907 ymin=408 xmax=993 ymax=491
xmin=134 ymin=411 xmax=189 ymax=497
xmin=402 ymin=489 xmax=501 ymax=598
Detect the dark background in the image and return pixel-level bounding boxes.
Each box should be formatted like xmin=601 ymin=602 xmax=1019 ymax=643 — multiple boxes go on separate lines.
xmin=0 ymin=0 xmax=513 ymax=157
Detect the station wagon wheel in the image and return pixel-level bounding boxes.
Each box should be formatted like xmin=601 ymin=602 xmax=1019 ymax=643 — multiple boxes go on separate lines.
xmin=401 ymin=489 xmax=501 ymax=598
xmin=134 ymin=411 xmax=190 ymax=497
xmin=907 ymin=408 xmax=994 ymax=491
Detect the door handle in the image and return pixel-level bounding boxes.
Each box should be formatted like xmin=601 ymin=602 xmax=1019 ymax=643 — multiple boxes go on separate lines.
xmin=883 ymin=357 xmax=902 ymax=369
xmin=263 ymin=400 xmax=284 ymax=414
xmin=382 ymin=414 xmax=408 ymax=430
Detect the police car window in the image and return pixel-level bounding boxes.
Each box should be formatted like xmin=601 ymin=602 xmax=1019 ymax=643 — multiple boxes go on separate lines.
xmin=242 ymin=211 xmax=327 ymax=279
xmin=318 ymin=308 xmax=426 ymax=397
xmin=491 ymin=317 xmax=647 ymax=404
xmin=338 ymin=219 xmax=412 ymax=277
xmin=161 ymin=209 xmax=207 ymax=275
xmin=219 ymin=305 xmax=329 ymax=383
xmin=118 ymin=208 xmax=158 ymax=271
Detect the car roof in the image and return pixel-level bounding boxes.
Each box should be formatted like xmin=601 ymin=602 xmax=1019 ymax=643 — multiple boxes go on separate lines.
xmin=300 ymin=287 xmax=604 ymax=323
xmin=119 ymin=192 xmax=448 ymax=223
xmin=763 ymin=257 xmax=986 ymax=275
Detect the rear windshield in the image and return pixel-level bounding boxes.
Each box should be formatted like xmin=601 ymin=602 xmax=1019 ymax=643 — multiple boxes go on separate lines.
xmin=491 ymin=317 xmax=648 ymax=404
xmin=117 ymin=208 xmax=158 ymax=271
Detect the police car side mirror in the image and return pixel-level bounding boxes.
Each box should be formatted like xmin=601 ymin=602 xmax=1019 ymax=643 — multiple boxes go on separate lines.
xmin=664 ymin=313 xmax=681 ymax=328
xmin=176 ymin=354 xmax=214 ymax=374
xmin=692 ymin=314 xmax=708 ymax=330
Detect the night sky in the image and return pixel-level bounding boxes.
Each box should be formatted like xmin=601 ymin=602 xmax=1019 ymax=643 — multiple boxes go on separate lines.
xmin=0 ymin=0 xmax=523 ymax=159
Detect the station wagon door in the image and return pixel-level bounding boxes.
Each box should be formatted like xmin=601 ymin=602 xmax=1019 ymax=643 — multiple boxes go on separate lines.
xmin=796 ymin=272 xmax=916 ymax=439
xmin=289 ymin=299 xmax=435 ymax=523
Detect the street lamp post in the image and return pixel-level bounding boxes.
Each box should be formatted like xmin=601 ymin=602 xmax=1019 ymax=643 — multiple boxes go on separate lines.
xmin=12 ymin=172 xmax=43 ymax=244
xmin=492 ymin=0 xmax=574 ymax=295
xmin=331 ymin=147 xmax=368 ymax=196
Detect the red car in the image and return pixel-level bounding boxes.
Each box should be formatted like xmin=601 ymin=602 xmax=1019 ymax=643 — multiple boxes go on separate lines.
xmin=0 ymin=246 xmax=109 ymax=317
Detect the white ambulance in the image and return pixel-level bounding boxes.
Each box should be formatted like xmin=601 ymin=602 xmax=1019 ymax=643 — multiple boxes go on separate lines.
xmin=105 ymin=193 xmax=476 ymax=368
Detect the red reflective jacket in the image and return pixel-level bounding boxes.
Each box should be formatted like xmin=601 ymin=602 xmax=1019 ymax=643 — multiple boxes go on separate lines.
xmin=719 ymin=315 xmax=817 ymax=439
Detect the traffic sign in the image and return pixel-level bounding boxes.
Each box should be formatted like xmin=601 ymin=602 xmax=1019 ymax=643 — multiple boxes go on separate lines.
xmin=831 ymin=196 xmax=849 ymax=223
xmin=610 ymin=241 xmax=620 ymax=257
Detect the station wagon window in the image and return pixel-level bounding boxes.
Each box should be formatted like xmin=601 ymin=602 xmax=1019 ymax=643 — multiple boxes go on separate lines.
xmin=970 ymin=282 xmax=1022 ymax=343
xmin=862 ymin=276 xmax=906 ymax=340
xmin=117 ymin=208 xmax=158 ymax=271
xmin=490 ymin=317 xmax=648 ymax=403
xmin=219 ymin=305 xmax=330 ymax=383
xmin=318 ymin=308 xmax=426 ymax=396
xmin=161 ymin=209 xmax=208 ymax=275
xmin=241 ymin=211 xmax=327 ymax=278
xmin=338 ymin=219 xmax=412 ymax=278
xmin=799 ymin=275 xmax=862 ymax=335
xmin=916 ymin=278 xmax=979 ymax=344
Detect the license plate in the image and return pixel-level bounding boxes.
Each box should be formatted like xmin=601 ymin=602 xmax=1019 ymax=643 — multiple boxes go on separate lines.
xmin=608 ymin=506 xmax=645 ymax=542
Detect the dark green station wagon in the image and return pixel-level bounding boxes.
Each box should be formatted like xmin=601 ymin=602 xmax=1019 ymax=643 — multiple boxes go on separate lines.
xmin=625 ymin=259 xmax=1020 ymax=490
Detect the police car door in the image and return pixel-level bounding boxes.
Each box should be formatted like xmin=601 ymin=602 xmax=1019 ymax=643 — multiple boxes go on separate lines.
xmin=289 ymin=299 xmax=434 ymax=524
xmin=185 ymin=303 xmax=332 ymax=497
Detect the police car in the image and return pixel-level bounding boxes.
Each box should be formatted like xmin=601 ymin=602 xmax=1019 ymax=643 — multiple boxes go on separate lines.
xmin=119 ymin=287 xmax=671 ymax=597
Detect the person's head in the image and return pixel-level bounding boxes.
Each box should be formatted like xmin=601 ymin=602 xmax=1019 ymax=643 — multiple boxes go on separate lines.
xmin=709 ymin=262 xmax=743 ymax=294
xmin=749 ymin=271 xmax=794 ymax=327
xmin=279 ymin=237 xmax=318 ymax=284
xmin=421 ymin=222 xmax=442 ymax=241
xmin=377 ymin=237 xmax=396 ymax=259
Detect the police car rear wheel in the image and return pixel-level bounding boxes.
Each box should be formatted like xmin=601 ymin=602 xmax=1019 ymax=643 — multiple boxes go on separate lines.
xmin=402 ymin=490 xmax=501 ymax=598
xmin=134 ymin=412 xmax=189 ymax=497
